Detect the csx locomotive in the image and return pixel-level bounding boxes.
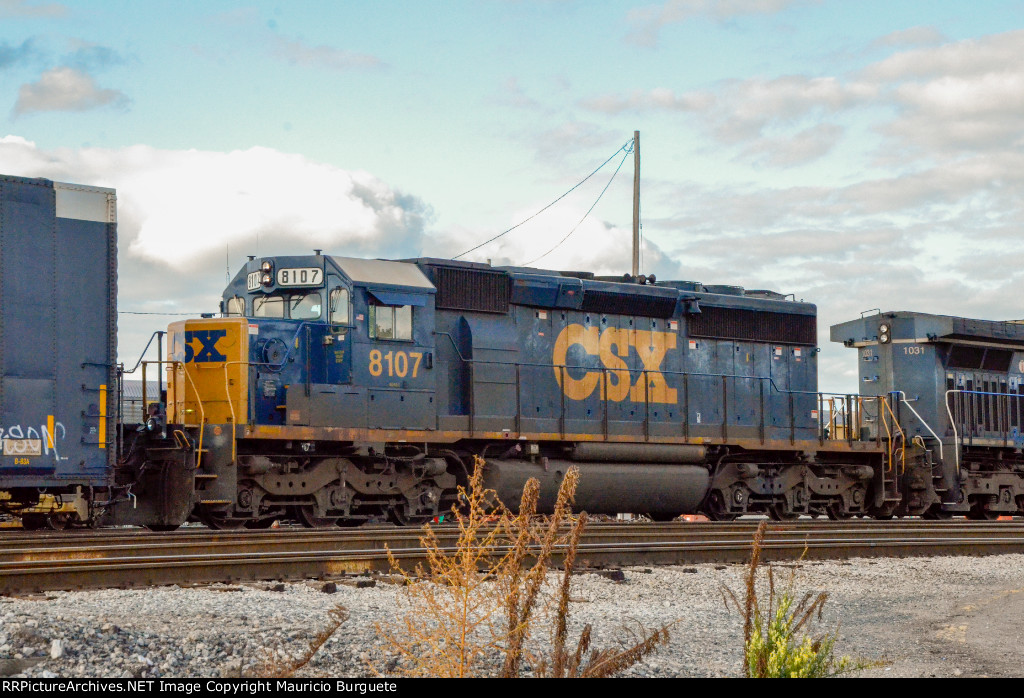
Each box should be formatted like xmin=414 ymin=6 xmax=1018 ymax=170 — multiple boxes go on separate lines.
xmin=2 ymin=173 xmax=1023 ymax=529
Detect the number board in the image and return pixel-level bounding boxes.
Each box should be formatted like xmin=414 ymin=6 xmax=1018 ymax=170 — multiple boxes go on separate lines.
xmin=277 ymin=268 xmax=323 ymax=287
xmin=246 ymin=271 xmax=262 ymax=291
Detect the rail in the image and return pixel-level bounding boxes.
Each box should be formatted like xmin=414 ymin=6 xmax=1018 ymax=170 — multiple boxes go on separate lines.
xmin=942 ymin=388 xmax=1024 ymax=476
xmin=440 ymin=347 xmax=873 ymax=446
xmin=3 ymin=521 xmax=1024 ymax=594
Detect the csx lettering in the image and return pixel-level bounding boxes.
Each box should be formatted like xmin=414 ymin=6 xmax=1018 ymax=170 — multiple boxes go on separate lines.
xmin=184 ymin=330 xmax=228 ymax=363
xmin=552 ymin=324 xmax=678 ymax=404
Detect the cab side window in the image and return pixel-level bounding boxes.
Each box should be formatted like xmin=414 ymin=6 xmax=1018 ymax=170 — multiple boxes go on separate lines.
xmin=329 ymin=287 xmax=350 ymax=325
xmin=369 ymin=304 xmax=413 ymax=341
xmin=225 ymin=296 xmax=245 ymax=317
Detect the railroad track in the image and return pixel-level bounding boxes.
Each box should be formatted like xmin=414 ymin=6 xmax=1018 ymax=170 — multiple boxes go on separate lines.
xmin=1 ymin=520 xmax=1023 ymax=595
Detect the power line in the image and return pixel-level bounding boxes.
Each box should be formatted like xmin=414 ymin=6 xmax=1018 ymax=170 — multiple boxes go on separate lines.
xmin=451 ymin=138 xmax=634 ymax=261
xmin=522 ymin=146 xmax=632 ymax=267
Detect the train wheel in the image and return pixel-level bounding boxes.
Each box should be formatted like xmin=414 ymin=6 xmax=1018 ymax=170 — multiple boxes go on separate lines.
xmin=20 ymin=514 xmax=46 ymax=530
xmin=767 ymin=504 xmax=799 ymax=521
xmin=703 ymin=491 xmax=738 ymax=521
xmin=923 ymin=504 xmax=954 ymax=520
xmin=966 ymin=505 xmax=999 ymax=521
xmin=201 ymin=514 xmax=247 ymax=530
xmin=826 ymin=504 xmax=852 ymax=520
xmin=294 ymin=506 xmax=339 ymax=529
xmin=245 ymin=518 xmax=277 ymax=529
xmin=45 ymin=514 xmax=71 ymax=530
xmin=387 ymin=506 xmax=433 ymax=526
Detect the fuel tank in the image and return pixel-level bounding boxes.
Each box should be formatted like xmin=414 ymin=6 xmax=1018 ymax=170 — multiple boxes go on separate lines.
xmin=483 ymin=458 xmax=710 ymax=517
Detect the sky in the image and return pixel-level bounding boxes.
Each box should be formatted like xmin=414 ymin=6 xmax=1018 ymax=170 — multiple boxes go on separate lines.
xmin=1 ymin=0 xmax=1023 ymax=393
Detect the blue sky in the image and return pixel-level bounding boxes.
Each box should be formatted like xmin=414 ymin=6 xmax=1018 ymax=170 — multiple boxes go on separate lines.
xmin=2 ymin=0 xmax=1023 ymax=392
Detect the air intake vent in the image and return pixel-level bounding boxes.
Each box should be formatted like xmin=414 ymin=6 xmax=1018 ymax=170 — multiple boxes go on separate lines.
xmin=689 ymin=306 xmax=816 ymax=345
xmin=434 ymin=266 xmax=510 ymax=313
xmin=947 ymin=345 xmax=1013 ymax=372
xmin=580 ymin=289 xmax=677 ymax=318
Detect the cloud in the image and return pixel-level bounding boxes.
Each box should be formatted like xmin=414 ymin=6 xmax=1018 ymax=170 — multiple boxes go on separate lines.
xmin=272 ymin=35 xmax=385 ymax=71
xmin=0 ymin=136 xmax=438 ymax=358
xmin=872 ymin=25 xmax=946 ymax=49
xmin=432 ymin=206 xmax=685 ymax=282
xmin=0 ymin=0 xmax=66 ymax=18
xmin=13 ymin=66 xmax=129 ymax=115
xmin=626 ymin=0 xmax=819 ymax=46
xmin=739 ymin=123 xmax=845 ymax=166
xmin=584 ymin=29 xmax=1024 ymax=170
xmin=493 ymin=77 xmax=540 ymax=109
xmin=0 ymin=38 xmax=41 ymax=69
xmin=62 ymin=40 xmax=129 ymax=71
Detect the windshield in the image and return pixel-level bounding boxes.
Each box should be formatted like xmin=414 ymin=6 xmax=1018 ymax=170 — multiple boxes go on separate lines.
xmin=289 ymin=292 xmax=322 ymax=320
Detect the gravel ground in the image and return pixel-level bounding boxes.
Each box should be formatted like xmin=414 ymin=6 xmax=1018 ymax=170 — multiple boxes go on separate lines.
xmin=2 ymin=554 xmax=1024 ymax=678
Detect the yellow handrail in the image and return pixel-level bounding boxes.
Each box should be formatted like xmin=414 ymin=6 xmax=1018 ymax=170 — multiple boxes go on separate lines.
xmin=877 ymin=396 xmax=906 ymax=474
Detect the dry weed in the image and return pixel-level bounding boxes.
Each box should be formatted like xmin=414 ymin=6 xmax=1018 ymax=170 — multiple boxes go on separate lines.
xmin=376 ymin=456 xmax=671 ymax=677
xmin=256 ymin=605 xmax=349 ymax=678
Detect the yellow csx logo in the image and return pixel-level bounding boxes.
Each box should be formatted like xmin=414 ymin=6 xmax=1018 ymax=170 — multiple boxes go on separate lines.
xmin=552 ymin=324 xmax=677 ymax=404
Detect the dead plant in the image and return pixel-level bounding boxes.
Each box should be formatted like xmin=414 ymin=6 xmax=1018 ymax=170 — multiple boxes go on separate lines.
xmin=257 ymin=604 xmax=349 ymax=678
xmin=375 ymin=456 xmax=671 ymax=677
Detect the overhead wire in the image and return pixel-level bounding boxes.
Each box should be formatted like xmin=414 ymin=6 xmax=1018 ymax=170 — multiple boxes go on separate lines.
xmin=522 ymin=144 xmax=632 ymax=267
xmin=451 ymin=137 xmax=634 ymax=261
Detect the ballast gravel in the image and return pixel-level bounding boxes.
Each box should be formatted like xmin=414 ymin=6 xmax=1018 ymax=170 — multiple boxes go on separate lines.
xmin=2 ymin=553 xmax=1024 ymax=678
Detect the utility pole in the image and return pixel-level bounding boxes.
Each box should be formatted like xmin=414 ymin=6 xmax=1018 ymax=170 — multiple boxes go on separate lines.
xmin=632 ymin=130 xmax=640 ymax=278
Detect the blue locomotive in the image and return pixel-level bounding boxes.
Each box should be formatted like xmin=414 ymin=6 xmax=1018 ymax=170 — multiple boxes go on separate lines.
xmin=1 ymin=173 xmax=1020 ymax=528
xmin=160 ymin=252 xmax=878 ymax=528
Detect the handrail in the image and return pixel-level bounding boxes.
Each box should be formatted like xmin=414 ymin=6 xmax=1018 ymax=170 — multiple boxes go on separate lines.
xmin=878 ymin=396 xmax=906 ymax=473
xmin=892 ymin=390 xmax=943 ymax=462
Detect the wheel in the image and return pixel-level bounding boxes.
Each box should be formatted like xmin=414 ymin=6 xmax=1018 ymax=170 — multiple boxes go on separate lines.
xmin=826 ymin=504 xmax=853 ymax=520
xmin=966 ymin=505 xmax=999 ymax=521
xmin=294 ymin=505 xmax=339 ymax=529
xmin=45 ymin=514 xmax=71 ymax=530
xmin=703 ymin=491 xmax=738 ymax=521
xmin=146 ymin=524 xmax=181 ymax=532
xmin=200 ymin=512 xmax=248 ymax=530
xmin=387 ymin=505 xmax=434 ymax=526
xmin=20 ymin=514 xmax=46 ymax=530
xmin=923 ymin=504 xmax=954 ymax=520
xmin=767 ymin=504 xmax=799 ymax=521
xmin=244 ymin=518 xmax=277 ymax=529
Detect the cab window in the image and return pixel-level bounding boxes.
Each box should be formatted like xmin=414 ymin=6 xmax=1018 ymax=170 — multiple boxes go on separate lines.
xmin=225 ymin=296 xmax=245 ymax=317
xmin=289 ymin=292 xmax=322 ymax=320
xmin=370 ymin=304 xmax=413 ymax=341
xmin=253 ymin=295 xmax=285 ymax=318
xmin=329 ymin=287 xmax=350 ymax=325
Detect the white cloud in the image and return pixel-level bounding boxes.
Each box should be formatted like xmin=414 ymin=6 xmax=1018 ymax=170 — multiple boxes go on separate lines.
xmin=0 ymin=0 xmax=65 ymax=18
xmin=740 ymin=123 xmax=845 ymax=166
xmin=627 ymin=0 xmax=820 ymax=46
xmin=872 ymin=26 xmax=946 ymax=49
xmin=272 ymin=35 xmax=384 ymax=71
xmin=0 ymin=136 xmax=434 ymax=359
xmin=13 ymin=66 xmax=128 ymax=115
